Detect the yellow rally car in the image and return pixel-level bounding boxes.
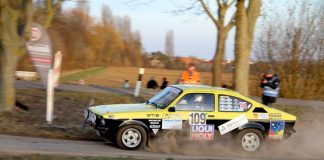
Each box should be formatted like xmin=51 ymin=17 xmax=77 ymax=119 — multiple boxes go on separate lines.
xmin=84 ymin=85 xmax=296 ymax=152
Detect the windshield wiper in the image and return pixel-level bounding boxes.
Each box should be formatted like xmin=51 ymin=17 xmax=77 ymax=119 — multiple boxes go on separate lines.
xmin=151 ymin=102 xmax=159 ymax=108
xmin=146 ymin=100 xmax=157 ymax=108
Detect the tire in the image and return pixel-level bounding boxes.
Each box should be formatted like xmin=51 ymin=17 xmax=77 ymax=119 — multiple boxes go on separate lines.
xmin=116 ymin=125 xmax=147 ymax=150
xmin=235 ymin=128 xmax=264 ymax=152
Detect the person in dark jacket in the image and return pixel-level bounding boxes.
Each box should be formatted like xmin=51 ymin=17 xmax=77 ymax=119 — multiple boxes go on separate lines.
xmin=160 ymin=77 xmax=168 ymax=90
xmin=146 ymin=76 xmax=158 ymax=89
xmin=261 ymin=69 xmax=280 ymax=107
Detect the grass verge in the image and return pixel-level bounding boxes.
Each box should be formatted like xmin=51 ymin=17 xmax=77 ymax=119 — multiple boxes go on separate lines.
xmin=60 ymin=67 xmax=106 ymax=84
xmin=0 ymin=89 xmax=144 ymax=140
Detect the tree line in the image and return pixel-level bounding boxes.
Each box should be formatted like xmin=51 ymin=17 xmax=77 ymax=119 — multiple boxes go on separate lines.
xmin=18 ymin=5 xmax=143 ymax=71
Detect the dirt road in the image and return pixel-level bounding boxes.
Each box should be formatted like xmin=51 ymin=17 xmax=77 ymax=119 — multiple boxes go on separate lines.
xmin=1 ymin=127 xmax=323 ymax=160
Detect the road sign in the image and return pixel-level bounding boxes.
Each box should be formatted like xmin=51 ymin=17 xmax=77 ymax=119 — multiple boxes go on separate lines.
xmin=26 ymin=23 xmax=52 ymax=88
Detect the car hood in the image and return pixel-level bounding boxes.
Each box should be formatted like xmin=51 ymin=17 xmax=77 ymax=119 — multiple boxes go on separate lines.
xmin=89 ymin=103 xmax=158 ymax=115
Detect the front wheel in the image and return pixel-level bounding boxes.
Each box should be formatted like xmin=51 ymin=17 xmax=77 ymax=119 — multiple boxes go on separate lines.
xmin=235 ymin=129 xmax=264 ymax=152
xmin=116 ymin=125 xmax=147 ymax=150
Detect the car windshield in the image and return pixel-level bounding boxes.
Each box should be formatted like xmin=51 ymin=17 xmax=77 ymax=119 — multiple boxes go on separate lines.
xmin=147 ymin=87 xmax=182 ymax=109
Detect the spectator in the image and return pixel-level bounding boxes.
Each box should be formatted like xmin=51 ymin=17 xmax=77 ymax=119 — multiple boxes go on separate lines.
xmin=123 ymin=80 xmax=129 ymax=89
xmin=160 ymin=77 xmax=168 ymax=90
xmin=146 ymin=76 xmax=158 ymax=89
xmin=261 ymin=69 xmax=280 ymax=107
xmin=178 ymin=62 xmax=201 ymax=85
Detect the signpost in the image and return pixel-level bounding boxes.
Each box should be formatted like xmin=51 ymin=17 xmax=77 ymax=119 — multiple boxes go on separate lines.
xmin=46 ymin=69 xmax=54 ymax=124
xmin=26 ymin=23 xmax=63 ymax=125
xmin=134 ymin=68 xmax=145 ymax=97
xmin=53 ymin=51 xmax=62 ymax=88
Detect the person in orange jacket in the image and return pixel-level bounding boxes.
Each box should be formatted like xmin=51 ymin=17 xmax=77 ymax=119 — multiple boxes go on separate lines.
xmin=178 ymin=63 xmax=201 ymax=85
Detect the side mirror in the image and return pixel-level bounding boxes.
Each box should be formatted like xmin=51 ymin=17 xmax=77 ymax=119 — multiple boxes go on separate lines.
xmin=168 ymin=107 xmax=176 ymax=112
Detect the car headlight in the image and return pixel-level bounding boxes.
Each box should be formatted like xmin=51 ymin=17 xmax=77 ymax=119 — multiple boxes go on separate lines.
xmin=88 ymin=112 xmax=97 ymax=124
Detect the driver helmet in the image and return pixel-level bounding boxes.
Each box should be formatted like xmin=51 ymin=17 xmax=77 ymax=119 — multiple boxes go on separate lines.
xmin=193 ymin=95 xmax=204 ymax=103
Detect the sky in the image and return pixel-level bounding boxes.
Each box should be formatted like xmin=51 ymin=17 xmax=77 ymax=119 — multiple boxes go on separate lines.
xmin=63 ymin=0 xmax=236 ymax=60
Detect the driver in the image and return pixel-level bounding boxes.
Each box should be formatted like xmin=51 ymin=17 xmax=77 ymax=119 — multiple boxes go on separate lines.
xmin=193 ymin=94 xmax=205 ymax=110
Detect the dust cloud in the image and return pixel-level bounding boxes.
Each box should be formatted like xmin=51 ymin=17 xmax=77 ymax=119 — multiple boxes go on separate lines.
xmin=147 ymin=107 xmax=324 ymax=159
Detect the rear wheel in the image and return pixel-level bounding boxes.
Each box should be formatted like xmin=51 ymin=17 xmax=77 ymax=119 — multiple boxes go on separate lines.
xmin=116 ymin=125 xmax=147 ymax=150
xmin=235 ymin=129 xmax=263 ymax=152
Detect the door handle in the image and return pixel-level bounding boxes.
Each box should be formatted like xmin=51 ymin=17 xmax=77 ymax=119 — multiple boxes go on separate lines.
xmin=208 ymin=115 xmax=215 ymax=118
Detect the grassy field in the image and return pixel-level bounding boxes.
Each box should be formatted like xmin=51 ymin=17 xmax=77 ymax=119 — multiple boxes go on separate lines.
xmin=60 ymin=67 xmax=106 ymax=84
xmin=0 ymin=154 xmax=142 ymax=160
xmin=0 ymin=89 xmax=144 ymax=140
xmin=63 ymin=67 xmax=262 ymax=96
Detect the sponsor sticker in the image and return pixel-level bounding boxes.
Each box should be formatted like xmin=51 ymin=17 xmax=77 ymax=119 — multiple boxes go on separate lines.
xmin=269 ymin=120 xmax=285 ymax=140
xmin=253 ymin=113 xmax=268 ymax=119
xmin=218 ymin=114 xmax=248 ymax=135
xmin=149 ymin=119 xmax=161 ymax=129
xmin=152 ymin=129 xmax=159 ymax=134
xmin=162 ymin=119 xmax=182 ymax=130
xmin=146 ymin=114 xmax=160 ymax=118
xmin=190 ymin=124 xmax=214 ymax=140
xmin=269 ymin=113 xmax=282 ymax=120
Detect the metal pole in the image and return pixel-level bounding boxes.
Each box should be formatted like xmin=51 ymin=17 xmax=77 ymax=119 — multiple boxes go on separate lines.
xmin=134 ymin=68 xmax=145 ymax=97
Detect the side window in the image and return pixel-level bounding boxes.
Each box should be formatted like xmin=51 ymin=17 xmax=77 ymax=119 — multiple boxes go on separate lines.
xmin=218 ymin=95 xmax=252 ymax=112
xmin=175 ymin=93 xmax=215 ymax=112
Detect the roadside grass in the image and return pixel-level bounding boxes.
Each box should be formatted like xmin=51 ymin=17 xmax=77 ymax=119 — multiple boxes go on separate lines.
xmin=0 ymin=89 xmax=144 ymax=140
xmin=0 ymin=154 xmax=142 ymax=160
xmin=60 ymin=67 xmax=106 ymax=84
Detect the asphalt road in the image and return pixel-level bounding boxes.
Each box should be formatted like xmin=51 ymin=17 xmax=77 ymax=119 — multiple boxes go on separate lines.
xmin=0 ymin=134 xmax=251 ymax=160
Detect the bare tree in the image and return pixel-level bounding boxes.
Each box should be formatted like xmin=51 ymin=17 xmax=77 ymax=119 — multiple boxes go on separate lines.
xmin=101 ymin=4 xmax=114 ymax=27
xmin=126 ymin=0 xmax=235 ymax=86
xmin=165 ymin=30 xmax=175 ymax=57
xmin=76 ymin=0 xmax=89 ymax=14
xmin=234 ymin=0 xmax=260 ymax=96
xmin=254 ymin=1 xmax=324 ymax=100
xmin=198 ymin=0 xmax=235 ymax=87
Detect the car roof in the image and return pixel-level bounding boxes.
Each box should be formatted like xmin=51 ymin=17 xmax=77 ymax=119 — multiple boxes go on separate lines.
xmin=171 ymin=84 xmax=238 ymax=94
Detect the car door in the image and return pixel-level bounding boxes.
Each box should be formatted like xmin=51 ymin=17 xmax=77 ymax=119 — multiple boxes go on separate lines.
xmin=162 ymin=92 xmax=217 ymax=140
xmin=212 ymin=93 xmax=253 ymax=135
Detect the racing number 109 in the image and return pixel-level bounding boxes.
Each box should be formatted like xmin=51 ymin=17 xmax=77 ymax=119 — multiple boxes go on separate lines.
xmin=189 ymin=113 xmax=206 ymax=125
